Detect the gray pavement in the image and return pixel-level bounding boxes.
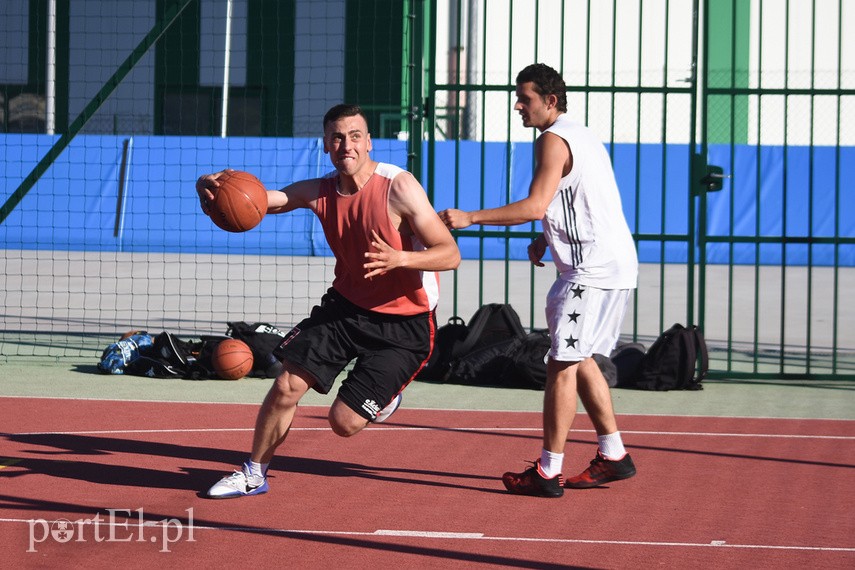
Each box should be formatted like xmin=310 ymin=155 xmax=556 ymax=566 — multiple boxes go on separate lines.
xmin=2 ymin=250 xmax=853 ymax=354
xmin=2 ymin=250 xmax=853 ymax=412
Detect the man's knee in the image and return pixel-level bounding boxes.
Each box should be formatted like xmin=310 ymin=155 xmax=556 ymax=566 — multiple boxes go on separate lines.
xmin=265 ymin=367 xmax=311 ymax=409
xmin=328 ymin=400 xmax=369 ymax=437
xmin=577 ymin=357 xmax=607 ymax=385
xmin=546 ymin=358 xmax=580 ymax=385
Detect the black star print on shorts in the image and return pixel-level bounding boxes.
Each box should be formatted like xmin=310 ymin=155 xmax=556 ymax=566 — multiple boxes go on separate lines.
xmin=564 ymin=284 xmax=585 ymax=350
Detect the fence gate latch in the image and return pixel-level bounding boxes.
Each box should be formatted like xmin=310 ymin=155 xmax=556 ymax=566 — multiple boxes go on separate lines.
xmin=700 ymin=165 xmax=729 ymax=192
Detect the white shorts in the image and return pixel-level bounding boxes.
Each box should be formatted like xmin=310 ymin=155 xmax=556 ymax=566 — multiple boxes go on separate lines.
xmin=545 ymin=279 xmax=632 ymax=362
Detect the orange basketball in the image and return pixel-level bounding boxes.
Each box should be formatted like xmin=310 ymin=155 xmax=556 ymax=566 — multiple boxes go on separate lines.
xmin=212 ymin=339 xmax=254 ymax=380
xmin=208 ymin=170 xmax=267 ymax=232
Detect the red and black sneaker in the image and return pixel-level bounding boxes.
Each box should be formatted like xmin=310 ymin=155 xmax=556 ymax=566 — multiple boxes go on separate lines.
xmin=565 ymin=451 xmax=636 ymax=489
xmin=502 ymin=460 xmax=564 ymax=498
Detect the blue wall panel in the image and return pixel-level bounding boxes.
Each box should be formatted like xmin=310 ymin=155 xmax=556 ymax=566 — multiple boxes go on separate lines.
xmin=706 ymin=145 xmax=854 ymax=265
xmin=1 ymin=134 xmax=851 ymax=266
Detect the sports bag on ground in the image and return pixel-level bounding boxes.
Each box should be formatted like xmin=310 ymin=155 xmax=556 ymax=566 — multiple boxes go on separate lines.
xmin=418 ymin=304 xmax=527 ymax=383
xmin=609 ymin=341 xmax=646 ymax=388
xmin=98 ymin=331 xmax=222 ymax=379
xmin=418 ymin=316 xmax=469 ymax=380
xmin=497 ymin=331 xmax=620 ymax=391
xmin=97 ymin=333 xmax=155 ymax=375
xmin=97 ymin=322 xmax=291 ymax=380
xmin=455 ymin=303 xmax=526 ymax=355
xmin=441 ymin=304 xmax=527 ymax=384
xmin=500 ymin=329 xmax=551 ymax=390
xmin=446 ymin=337 xmax=523 ymax=385
xmin=225 ymin=322 xmax=288 ymax=378
xmin=633 ymin=324 xmax=708 ymax=391
xmin=123 ymin=331 xmax=196 ymax=378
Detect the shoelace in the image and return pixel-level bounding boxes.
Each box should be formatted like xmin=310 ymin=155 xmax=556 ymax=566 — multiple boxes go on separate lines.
xmin=503 ymin=461 xmax=537 ymax=481
xmin=224 ymin=469 xmax=249 ymax=483
xmin=587 ymin=455 xmax=611 ymax=474
xmin=524 ymin=460 xmax=561 ymax=482
xmin=225 ymin=468 xmax=265 ymax=490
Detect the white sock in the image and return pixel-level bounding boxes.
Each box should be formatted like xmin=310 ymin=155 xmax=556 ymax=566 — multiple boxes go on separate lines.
xmin=597 ymin=432 xmax=626 ymax=460
xmin=539 ymin=449 xmax=564 ymax=478
xmin=248 ymin=460 xmax=268 ymax=477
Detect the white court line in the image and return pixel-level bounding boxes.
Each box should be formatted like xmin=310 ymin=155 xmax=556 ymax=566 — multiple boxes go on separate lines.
xmin=6 ymin=426 xmax=854 ymax=440
xmin=0 ymin=517 xmax=851 ymax=553
xmin=369 ymin=529 xmax=855 ymax=552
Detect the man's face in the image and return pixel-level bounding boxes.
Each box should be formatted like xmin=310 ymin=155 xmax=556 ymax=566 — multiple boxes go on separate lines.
xmin=323 ymin=114 xmax=373 ymax=176
xmin=514 ymin=81 xmax=551 ymax=131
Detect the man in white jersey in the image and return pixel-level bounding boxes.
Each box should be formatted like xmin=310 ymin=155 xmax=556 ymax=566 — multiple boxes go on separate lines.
xmin=439 ymin=63 xmax=637 ymax=498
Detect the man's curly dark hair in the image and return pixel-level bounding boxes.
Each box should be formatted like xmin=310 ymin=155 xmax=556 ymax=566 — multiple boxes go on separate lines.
xmin=516 ymin=63 xmax=568 ymax=113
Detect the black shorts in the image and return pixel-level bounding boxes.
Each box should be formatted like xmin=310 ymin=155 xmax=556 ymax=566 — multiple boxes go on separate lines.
xmin=272 ymin=288 xmax=435 ymax=421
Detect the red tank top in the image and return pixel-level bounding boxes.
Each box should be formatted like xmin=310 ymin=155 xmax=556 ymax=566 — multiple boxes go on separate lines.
xmin=315 ymin=163 xmax=439 ymax=315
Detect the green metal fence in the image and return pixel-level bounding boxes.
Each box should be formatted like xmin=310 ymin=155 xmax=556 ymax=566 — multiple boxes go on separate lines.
xmin=422 ymin=0 xmax=854 ymax=380
xmin=1 ymin=0 xmax=851 ymax=380
xmin=695 ymin=0 xmax=854 ymax=379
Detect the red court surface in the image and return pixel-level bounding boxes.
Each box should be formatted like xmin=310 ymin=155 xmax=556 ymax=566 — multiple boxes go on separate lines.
xmin=1 ymin=397 xmax=853 ymax=569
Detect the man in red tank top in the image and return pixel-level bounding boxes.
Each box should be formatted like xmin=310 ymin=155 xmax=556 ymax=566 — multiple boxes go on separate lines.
xmin=196 ymin=104 xmax=460 ymax=498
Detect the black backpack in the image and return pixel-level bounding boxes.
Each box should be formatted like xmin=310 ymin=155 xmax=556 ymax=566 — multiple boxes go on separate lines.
xmin=225 ymin=322 xmax=289 ymax=378
xmin=500 ymin=329 xmax=551 ymax=390
xmin=498 ymin=331 xmax=618 ymax=391
xmin=419 ymin=316 xmax=469 ymax=380
xmin=454 ymin=303 xmax=527 ymax=355
xmin=609 ymin=341 xmax=647 ymax=388
xmin=446 ymin=336 xmax=523 ymax=385
xmin=633 ymin=324 xmax=708 ymax=391
xmin=121 ymin=332 xmax=224 ymax=379
xmin=501 ymin=329 xmax=617 ymax=390
xmin=99 ymin=323 xmax=288 ymax=380
xmin=422 ymin=304 xmax=527 ymax=384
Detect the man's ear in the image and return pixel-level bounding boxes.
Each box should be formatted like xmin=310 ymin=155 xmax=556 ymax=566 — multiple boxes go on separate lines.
xmin=367 ymin=132 xmax=373 ymax=152
xmin=546 ymin=93 xmax=559 ymax=109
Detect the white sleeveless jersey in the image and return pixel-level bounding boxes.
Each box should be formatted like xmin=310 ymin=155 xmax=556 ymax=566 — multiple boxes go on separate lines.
xmin=541 ymin=114 xmax=638 ymax=289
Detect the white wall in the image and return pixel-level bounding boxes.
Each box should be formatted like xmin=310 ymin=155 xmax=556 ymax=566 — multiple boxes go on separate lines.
xmin=747 ymin=0 xmax=854 ymax=145
xmin=434 ymin=0 xmax=851 ymax=145
xmin=434 ymin=0 xmax=696 ymax=143
xmin=200 ymin=0 xmax=248 ymax=88
xmin=68 ymin=0 xmax=156 ymax=134
xmin=7 ymin=0 xmax=851 ymax=143
xmin=293 ymin=0 xmax=346 ymax=136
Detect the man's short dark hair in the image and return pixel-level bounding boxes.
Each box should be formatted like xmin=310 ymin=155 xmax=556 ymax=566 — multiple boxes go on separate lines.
xmin=323 ymin=104 xmax=367 ymax=130
xmin=516 ymin=64 xmax=568 ymax=113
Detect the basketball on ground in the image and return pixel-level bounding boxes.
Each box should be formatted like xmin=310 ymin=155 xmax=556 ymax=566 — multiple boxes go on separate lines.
xmin=207 ymin=170 xmax=267 ymax=232
xmin=212 ymin=339 xmax=254 ymax=380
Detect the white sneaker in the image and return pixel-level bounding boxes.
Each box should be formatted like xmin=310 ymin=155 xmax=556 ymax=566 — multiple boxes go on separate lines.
xmin=207 ymin=461 xmax=269 ymax=499
xmin=373 ymin=393 xmax=402 ymax=423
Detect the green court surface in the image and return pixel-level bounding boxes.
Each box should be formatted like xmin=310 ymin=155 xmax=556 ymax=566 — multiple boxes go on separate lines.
xmin=2 ymin=359 xmax=853 ymax=421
